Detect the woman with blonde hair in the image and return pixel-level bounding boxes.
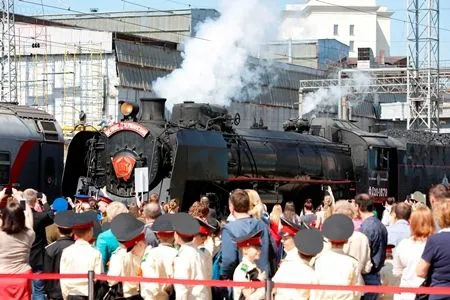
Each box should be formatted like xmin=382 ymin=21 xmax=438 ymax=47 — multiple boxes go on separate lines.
xmin=393 ymin=206 xmax=435 ymax=300
xmin=315 ymin=195 xmax=333 ymax=229
xmin=245 ymin=189 xmax=265 ymax=220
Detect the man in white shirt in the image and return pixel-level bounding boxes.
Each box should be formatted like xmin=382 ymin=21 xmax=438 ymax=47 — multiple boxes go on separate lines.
xmin=60 ymin=212 xmax=103 ymax=299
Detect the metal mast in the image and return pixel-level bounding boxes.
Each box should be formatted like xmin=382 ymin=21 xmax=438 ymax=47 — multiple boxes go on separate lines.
xmin=0 ymin=0 xmax=18 ymax=103
xmin=406 ymin=0 xmax=440 ymax=131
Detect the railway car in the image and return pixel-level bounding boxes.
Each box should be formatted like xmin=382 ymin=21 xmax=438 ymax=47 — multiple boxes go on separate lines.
xmin=63 ymin=98 xmax=355 ymax=211
xmin=0 ymin=104 xmax=64 ymax=200
xmin=308 ymin=117 xmax=450 ymax=207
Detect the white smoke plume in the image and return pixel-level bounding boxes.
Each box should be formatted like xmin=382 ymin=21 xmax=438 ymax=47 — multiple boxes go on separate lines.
xmin=153 ymin=0 xmax=278 ymax=111
xmin=302 ymin=71 xmax=375 ymax=115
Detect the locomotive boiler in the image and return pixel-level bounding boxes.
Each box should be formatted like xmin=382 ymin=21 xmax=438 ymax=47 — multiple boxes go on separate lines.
xmin=63 ymin=98 xmax=355 ymax=210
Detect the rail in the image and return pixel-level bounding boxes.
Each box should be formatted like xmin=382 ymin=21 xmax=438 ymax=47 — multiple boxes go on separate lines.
xmin=4 ymin=272 xmax=450 ymax=300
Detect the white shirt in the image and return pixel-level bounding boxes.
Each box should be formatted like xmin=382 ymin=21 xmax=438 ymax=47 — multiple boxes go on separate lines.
xmin=232 ymin=257 xmax=265 ymax=300
xmin=173 ymin=243 xmax=210 ymax=300
xmin=107 ymin=247 xmax=141 ymax=297
xmin=141 ymin=243 xmax=178 ymax=300
xmin=344 ymin=231 xmax=372 ymax=275
xmin=272 ymin=250 xmax=317 ymax=300
xmin=392 ymin=237 xmax=427 ymax=300
xmin=60 ymin=239 xmax=103 ymax=299
xmin=314 ymin=248 xmax=361 ymax=300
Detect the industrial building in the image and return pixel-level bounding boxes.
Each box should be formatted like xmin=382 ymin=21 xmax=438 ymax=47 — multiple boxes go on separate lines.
xmin=280 ymin=0 xmax=392 ymax=59
xmin=13 ymin=13 xmax=336 ymax=133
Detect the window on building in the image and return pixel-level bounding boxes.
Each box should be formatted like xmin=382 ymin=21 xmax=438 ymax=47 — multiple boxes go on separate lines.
xmin=350 ymin=24 xmax=354 ymax=36
xmin=333 ymin=24 xmax=339 ymax=35
xmin=349 ymin=41 xmax=354 ymax=52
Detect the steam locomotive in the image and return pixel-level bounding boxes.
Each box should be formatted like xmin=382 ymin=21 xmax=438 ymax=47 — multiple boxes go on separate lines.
xmin=62 ymin=98 xmax=450 ymax=211
xmin=0 ymin=104 xmax=64 ymax=200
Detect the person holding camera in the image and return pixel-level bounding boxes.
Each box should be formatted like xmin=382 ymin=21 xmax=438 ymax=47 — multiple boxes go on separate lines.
xmin=24 ymin=189 xmax=55 ymax=300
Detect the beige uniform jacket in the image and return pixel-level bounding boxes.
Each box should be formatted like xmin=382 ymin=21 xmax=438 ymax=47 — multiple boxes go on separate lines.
xmin=107 ymin=247 xmax=141 ymax=298
xmin=232 ymin=257 xmax=265 ymax=300
xmin=60 ymin=239 xmax=103 ymax=299
xmin=314 ymin=248 xmax=361 ymax=300
xmin=140 ymin=243 xmax=178 ymax=300
xmin=272 ymin=248 xmax=318 ymax=300
xmin=173 ymin=243 xmax=211 ymax=300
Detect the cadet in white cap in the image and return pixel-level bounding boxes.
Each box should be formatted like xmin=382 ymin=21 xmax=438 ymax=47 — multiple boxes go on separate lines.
xmin=59 ymin=211 xmax=103 ymax=299
xmin=108 ymin=213 xmax=147 ymax=299
xmin=314 ymin=214 xmax=361 ymax=300
xmin=141 ymin=214 xmax=178 ymax=300
xmin=172 ymin=213 xmax=211 ymax=300
xmin=272 ymin=228 xmax=323 ymax=299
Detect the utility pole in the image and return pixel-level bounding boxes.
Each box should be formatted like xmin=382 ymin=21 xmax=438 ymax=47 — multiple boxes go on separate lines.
xmin=406 ymin=0 xmax=440 ymax=131
xmin=0 ymin=0 xmax=17 ymax=103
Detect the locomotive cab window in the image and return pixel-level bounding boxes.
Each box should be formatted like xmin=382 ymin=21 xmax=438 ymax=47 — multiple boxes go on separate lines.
xmin=368 ymin=148 xmax=389 ymax=170
xmin=0 ymin=152 xmax=10 ymax=185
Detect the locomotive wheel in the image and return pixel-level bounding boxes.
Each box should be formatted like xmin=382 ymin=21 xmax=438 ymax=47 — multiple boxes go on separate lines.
xmin=234 ymin=113 xmax=241 ymax=126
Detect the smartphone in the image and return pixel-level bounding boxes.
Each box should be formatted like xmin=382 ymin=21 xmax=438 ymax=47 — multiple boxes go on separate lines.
xmin=20 ymin=199 xmax=26 ymax=209
xmin=36 ymin=192 xmax=43 ymax=199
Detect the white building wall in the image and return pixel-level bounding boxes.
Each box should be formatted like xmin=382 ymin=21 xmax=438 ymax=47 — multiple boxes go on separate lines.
xmin=280 ymin=0 xmax=391 ymax=58
xmin=15 ymin=24 xmax=119 ymax=130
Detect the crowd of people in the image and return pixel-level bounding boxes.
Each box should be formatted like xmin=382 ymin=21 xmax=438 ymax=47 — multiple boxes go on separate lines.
xmin=0 ymin=184 xmax=449 ymax=300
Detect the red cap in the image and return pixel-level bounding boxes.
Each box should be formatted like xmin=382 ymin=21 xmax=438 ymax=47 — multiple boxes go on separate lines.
xmin=236 ymin=230 xmax=262 ymax=248
xmin=280 ymin=218 xmax=300 ymax=237
xmin=123 ymin=233 xmax=145 ymax=249
xmin=98 ymin=195 xmax=112 ymax=205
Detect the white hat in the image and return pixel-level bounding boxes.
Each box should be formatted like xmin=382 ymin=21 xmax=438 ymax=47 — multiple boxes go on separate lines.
xmin=411 ymin=191 xmax=426 ymax=205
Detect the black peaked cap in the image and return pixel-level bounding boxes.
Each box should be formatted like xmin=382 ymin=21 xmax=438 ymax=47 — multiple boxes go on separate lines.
xmin=197 ymin=217 xmax=216 ymax=230
xmin=152 ymin=213 xmax=175 ymax=232
xmin=171 ymin=212 xmax=200 ymax=237
xmin=70 ymin=211 xmax=98 ymax=229
xmin=294 ymin=228 xmax=324 ymax=256
xmin=322 ymin=214 xmax=354 ymax=242
xmin=54 ymin=210 xmax=76 ymax=228
xmin=236 ymin=229 xmax=263 ymax=248
xmin=111 ymin=213 xmax=145 ymax=242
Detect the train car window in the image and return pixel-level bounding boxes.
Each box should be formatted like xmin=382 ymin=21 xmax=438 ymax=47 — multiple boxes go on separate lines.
xmin=39 ymin=121 xmax=59 ymax=141
xmin=368 ymin=148 xmax=389 ymax=170
xmin=0 ymin=152 xmax=10 ymax=185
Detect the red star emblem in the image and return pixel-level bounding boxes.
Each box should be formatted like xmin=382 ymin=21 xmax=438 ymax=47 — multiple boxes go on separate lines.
xmin=111 ymin=154 xmax=136 ymax=181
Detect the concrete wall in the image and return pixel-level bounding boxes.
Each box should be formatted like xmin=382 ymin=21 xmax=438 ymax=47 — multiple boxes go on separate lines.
xmin=280 ymin=0 xmax=391 ymax=58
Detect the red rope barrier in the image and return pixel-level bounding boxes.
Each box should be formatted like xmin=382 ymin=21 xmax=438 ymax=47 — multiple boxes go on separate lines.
xmin=2 ymin=273 xmax=450 ymax=295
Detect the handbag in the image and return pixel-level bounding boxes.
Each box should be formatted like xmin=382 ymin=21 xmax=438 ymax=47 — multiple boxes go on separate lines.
xmin=415 ymin=276 xmax=431 ymax=300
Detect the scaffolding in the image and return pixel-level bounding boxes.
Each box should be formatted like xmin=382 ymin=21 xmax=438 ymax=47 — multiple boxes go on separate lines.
xmin=63 ymin=48 xmax=76 ymax=127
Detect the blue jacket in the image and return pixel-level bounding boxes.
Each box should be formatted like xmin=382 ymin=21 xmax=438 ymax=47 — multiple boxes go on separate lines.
xmin=96 ymin=229 xmax=120 ymax=272
xmin=220 ymin=217 xmax=272 ymax=279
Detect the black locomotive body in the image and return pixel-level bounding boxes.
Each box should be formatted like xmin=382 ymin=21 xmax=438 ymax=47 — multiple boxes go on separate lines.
xmin=63 ymin=98 xmax=355 ymax=210
xmin=0 ymin=104 xmax=65 ymax=200
xmin=63 ymin=97 xmax=450 ymax=211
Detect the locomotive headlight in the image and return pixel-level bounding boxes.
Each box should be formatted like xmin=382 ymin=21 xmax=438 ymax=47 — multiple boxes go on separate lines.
xmin=119 ymin=101 xmax=139 ymax=119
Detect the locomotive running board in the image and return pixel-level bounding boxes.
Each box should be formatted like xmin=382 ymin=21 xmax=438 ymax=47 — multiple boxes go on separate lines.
xmin=224 ymin=177 xmax=352 ymax=185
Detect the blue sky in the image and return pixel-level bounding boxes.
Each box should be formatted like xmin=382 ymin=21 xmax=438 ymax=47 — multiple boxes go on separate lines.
xmin=16 ymin=0 xmax=450 ymax=62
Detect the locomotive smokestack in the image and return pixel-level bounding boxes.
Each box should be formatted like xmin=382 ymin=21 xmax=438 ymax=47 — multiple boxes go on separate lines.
xmin=140 ymin=98 xmax=166 ymax=122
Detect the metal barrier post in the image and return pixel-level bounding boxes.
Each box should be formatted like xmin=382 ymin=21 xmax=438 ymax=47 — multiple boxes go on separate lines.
xmin=265 ymin=279 xmax=273 ymax=300
xmin=88 ymin=270 xmax=94 ymax=300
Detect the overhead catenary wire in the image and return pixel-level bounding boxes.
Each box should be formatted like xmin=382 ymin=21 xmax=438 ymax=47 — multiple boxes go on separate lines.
xmin=19 ymin=0 xmax=330 ymax=62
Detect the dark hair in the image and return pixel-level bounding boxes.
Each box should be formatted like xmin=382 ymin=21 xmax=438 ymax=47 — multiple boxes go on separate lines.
xmin=304 ymin=199 xmax=313 ymax=211
xmin=386 ymin=197 xmax=395 ymax=205
xmin=230 ymin=189 xmax=250 ymax=213
xmin=355 ymin=193 xmax=373 ymax=212
xmin=394 ymin=202 xmax=412 ymax=221
xmin=1 ymin=202 xmax=26 ymax=234
xmin=58 ymin=227 xmax=73 ymax=236
xmin=284 ymin=201 xmax=297 ymax=222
